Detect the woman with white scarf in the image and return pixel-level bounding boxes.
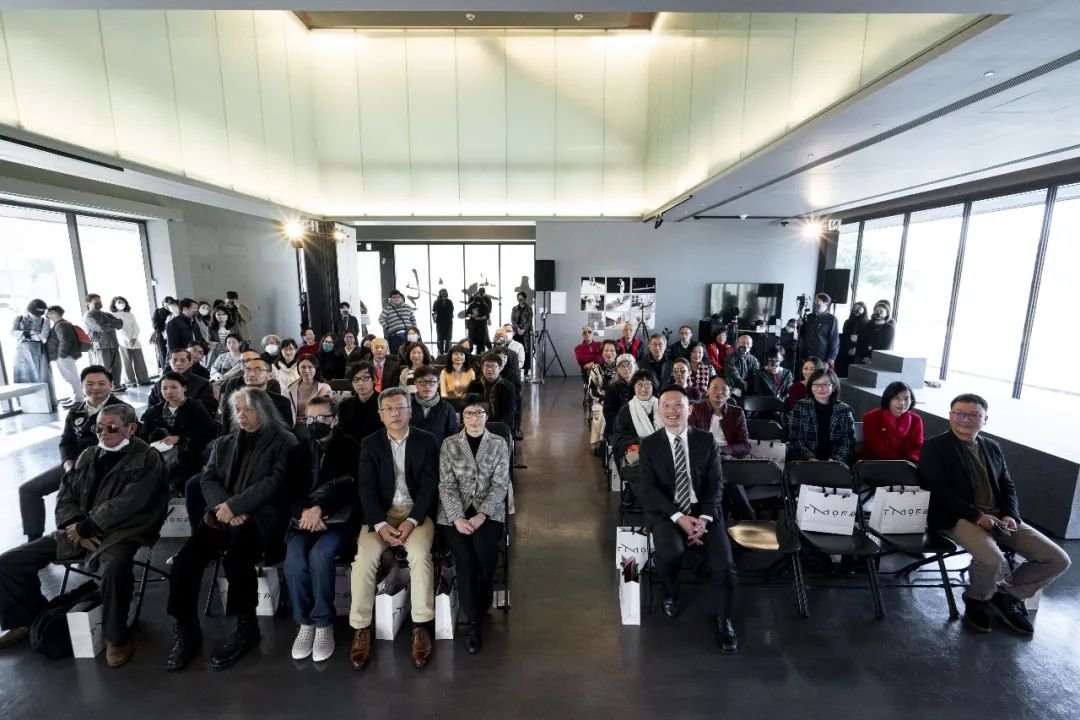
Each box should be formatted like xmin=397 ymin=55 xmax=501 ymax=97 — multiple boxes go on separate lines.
xmin=610 ymin=369 xmax=664 ymax=465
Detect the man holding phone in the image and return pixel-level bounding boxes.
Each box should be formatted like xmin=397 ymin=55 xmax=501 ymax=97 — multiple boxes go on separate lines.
xmin=919 ymin=393 xmax=1070 ymax=635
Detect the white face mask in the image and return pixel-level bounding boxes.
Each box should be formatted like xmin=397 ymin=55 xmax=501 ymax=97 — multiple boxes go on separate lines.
xmin=98 ymin=437 xmax=130 ymax=453
xmin=265 ymin=344 xmax=279 ymax=355
xmin=406 ymin=333 xmax=419 ymax=342
xmin=115 ymin=303 xmax=126 ymax=311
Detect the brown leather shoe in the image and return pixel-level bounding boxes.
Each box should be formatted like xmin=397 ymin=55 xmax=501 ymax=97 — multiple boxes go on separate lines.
xmin=0 ymin=626 xmax=29 ymax=650
xmin=410 ymin=626 xmax=433 ymax=669
xmin=349 ymin=627 xmax=372 ymax=670
xmin=106 ymin=641 xmax=134 ymax=668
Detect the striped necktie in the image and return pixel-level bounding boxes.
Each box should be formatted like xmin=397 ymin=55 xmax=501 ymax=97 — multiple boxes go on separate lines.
xmin=673 ymin=436 xmax=692 ymax=514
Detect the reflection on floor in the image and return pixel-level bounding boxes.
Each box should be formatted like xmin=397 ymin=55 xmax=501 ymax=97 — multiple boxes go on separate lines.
xmin=0 ymin=379 xmax=1077 ymax=720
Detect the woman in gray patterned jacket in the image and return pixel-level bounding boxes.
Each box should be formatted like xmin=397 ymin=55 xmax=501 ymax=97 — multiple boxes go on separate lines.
xmin=437 ymin=394 xmax=510 ymax=655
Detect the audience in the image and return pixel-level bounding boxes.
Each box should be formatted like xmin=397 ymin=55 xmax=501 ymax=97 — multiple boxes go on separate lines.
xmin=336 ymin=302 xmax=362 ymax=342
xmin=287 ymin=355 xmax=333 ymax=429
xmin=370 ymin=338 xmax=400 ymax=393
xmin=409 ymin=366 xmax=459 ymax=446
xmin=787 ymin=356 xmax=826 ymax=411
xmin=788 ymin=368 xmax=856 ymax=466
xmin=610 ymin=369 xmax=663 ymax=463
xmin=862 ymin=381 xmax=924 ymax=462
xmin=44 ymin=305 xmax=84 ymax=406
xmin=668 ymin=325 xmax=695 ymax=362
xmin=615 ymin=322 xmax=642 ymax=360
xmin=186 ymin=343 xmax=211 ymax=380
xmin=210 ymin=333 xmax=245 ymax=383
xmin=495 ymin=325 xmax=525 ymax=375
xmin=140 ymin=371 xmax=215 ymax=495
xmin=670 ymin=357 xmax=699 ymax=403
xmin=587 ymin=340 xmax=619 ymax=446
xmin=337 ymin=361 xmax=383 ymax=442
xmin=509 ymin=292 xmax=533 ymax=373
xmin=856 ymin=300 xmax=897 ymax=365
xmin=148 ymin=348 xmax=218 ymax=416
xmin=706 ymin=328 xmax=734 ymax=377
xmin=638 ymin=334 xmax=673 ymax=387
xmin=297 ymin=327 xmax=319 ymax=358
xmin=603 ymin=354 xmax=637 ymax=438
xmin=395 ymin=327 xmax=425 ymax=367
xmin=340 ymin=331 xmax=364 ymax=367
xmin=724 ymin=335 xmax=759 ymax=400
xmin=688 ymin=376 xmax=753 ymax=520
xmin=110 ymin=295 xmax=151 ymax=387
xmin=316 ymin=333 xmax=345 ymax=381
xmin=432 ymin=289 xmax=455 ymax=355
xmin=686 ymin=343 xmax=714 ymax=400
xmin=798 ymin=292 xmax=840 ymax=370
xmin=84 ymin=293 xmax=126 ymax=392
xmin=752 ymin=346 xmax=793 ymax=403
xmin=399 ymin=341 xmax=434 ymax=392
xmin=469 ymin=353 xmax=517 ymax=432
xmin=272 ymin=338 xmax=301 ymax=389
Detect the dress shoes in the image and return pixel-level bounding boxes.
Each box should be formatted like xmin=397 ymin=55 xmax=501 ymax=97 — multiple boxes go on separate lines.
xmin=715 ymin=618 xmax=738 ymax=654
xmin=0 ymin=626 xmax=29 ymax=650
xmin=661 ymin=598 xmax=681 ymax=619
xmin=410 ymin=626 xmax=433 ymax=669
xmin=464 ymin=622 xmax=482 ymax=655
xmin=209 ymin=616 xmax=260 ymax=670
xmin=106 ymin=640 xmax=134 ymax=668
xmin=349 ymin=627 xmax=373 ymax=670
xmin=164 ymin=623 xmax=202 ymax=672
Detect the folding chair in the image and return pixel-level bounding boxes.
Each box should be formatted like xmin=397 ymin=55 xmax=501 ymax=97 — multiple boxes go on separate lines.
xmin=486 ymin=421 xmax=514 ymax=611
xmin=747 ymin=419 xmax=785 ymax=441
xmin=852 ymin=460 xmax=961 ymax=619
xmin=618 ymin=462 xmax=645 ymax=528
xmin=742 ymin=395 xmax=786 ymax=420
xmin=722 ymin=459 xmax=808 ymax=618
xmin=787 ymin=460 xmax=886 ymax=619
xmin=58 ymin=545 xmax=167 ymax=627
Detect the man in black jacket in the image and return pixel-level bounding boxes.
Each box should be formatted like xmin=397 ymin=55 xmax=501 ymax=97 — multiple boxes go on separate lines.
xmin=920 ymin=393 xmax=1070 ymax=635
xmin=409 ymin=365 xmax=459 ymax=446
xmin=148 ymin=348 xmax=218 ymax=416
xmin=632 ymin=385 xmax=738 ymax=654
xmin=18 ymin=366 xmax=131 ymax=541
xmin=338 ymin=361 xmax=383 ymax=443
xmin=151 ymin=297 xmax=177 ymax=373
xmin=218 ymin=356 xmax=291 ymax=428
xmin=348 ymin=388 xmax=439 ymax=671
xmin=165 ymin=298 xmax=199 ymax=356
xmin=638 ymin=334 xmax=673 ymax=386
xmin=0 ymin=404 xmax=168 ymax=666
xmin=45 ymin=305 xmax=84 ymax=407
xmin=798 ymin=292 xmax=840 ymax=368
xmin=335 ymin=302 xmax=361 ymax=343
xmin=468 ymin=353 xmax=517 ymax=432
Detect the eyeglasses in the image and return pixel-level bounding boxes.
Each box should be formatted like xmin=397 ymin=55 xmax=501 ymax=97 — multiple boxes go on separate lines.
xmin=415 ymin=379 xmax=438 ymax=387
xmin=462 ymin=410 xmax=487 ymax=419
xmin=244 ymin=367 xmax=269 ymax=374
xmin=811 ymin=382 xmax=834 ymax=390
xmin=949 ymin=411 xmax=985 ymax=421
xmin=352 ymin=375 xmax=373 ymax=382
xmin=93 ymin=423 xmax=124 ymax=434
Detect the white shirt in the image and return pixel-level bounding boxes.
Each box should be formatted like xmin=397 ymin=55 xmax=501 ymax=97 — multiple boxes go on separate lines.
xmin=709 ymin=414 xmax=728 ymax=447
xmin=374 ymin=430 xmax=418 ymax=531
xmin=664 ymin=428 xmax=713 ymax=524
xmin=506 ymin=339 xmax=525 ymax=368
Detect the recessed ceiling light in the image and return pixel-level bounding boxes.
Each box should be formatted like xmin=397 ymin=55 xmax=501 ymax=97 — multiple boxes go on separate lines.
xmin=574 ymin=13 xmax=585 ymax=21
xmin=983 ymin=70 xmax=996 ymax=78
xmin=872 ymin=123 xmax=881 ymax=128
xmin=465 ymin=13 xmax=476 ymax=21
xmin=739 ymin=214 xmax=748 ymax=220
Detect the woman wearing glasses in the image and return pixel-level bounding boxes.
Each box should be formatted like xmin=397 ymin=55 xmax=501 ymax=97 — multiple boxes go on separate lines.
xmin=437 ymin=395 xmax=510 ymax=655
xmin=787 ymin=368 xmax=856 ymax=466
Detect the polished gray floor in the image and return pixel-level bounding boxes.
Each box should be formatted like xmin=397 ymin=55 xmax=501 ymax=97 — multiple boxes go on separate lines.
xmin=0 ymin=379 xmax=1078 ymax=720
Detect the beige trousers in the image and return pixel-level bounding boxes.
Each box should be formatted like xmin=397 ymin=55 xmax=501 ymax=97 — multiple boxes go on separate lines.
xmin=348 ymin=506 xmax=435 ymax=629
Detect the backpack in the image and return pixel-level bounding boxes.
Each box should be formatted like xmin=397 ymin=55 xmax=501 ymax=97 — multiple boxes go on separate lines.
xmin=73 ymin=324 xmax=93 ymax=352
xmin=29 ymin=580 xmax=101 ymax=660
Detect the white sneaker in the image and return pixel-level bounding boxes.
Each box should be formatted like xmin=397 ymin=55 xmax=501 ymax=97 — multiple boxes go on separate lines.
xmin=312 ymin=626 xmax=335 ymax=663
xmin=291 ymin=625 xmax=315 ymax=660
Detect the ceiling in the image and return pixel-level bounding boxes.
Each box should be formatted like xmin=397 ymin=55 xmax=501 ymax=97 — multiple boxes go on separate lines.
xmin=293 ymin=11 xmax=656 ymax=30
xmin=0 ymin=2 xmax=1036 ymax=11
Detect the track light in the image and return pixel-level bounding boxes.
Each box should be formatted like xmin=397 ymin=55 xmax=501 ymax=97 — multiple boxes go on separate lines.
xmin=654 ymin=214 xmax=664 ymax=229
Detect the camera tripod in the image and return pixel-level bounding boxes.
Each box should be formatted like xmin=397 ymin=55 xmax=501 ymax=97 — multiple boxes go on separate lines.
xmin=533 ymin=291 xmax=565 ymax=383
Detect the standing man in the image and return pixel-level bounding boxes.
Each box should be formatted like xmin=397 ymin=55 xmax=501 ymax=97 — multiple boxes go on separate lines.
xmin=166 ymin=299 xmax=199 ymax=356
xmin=224 ymin=291 xmax=252 ymax=343
xmin=336 ymin=302 xmax=361 ymax=344
xmin=919 ymin=394 xmax=1070 ymax=635
xmin=84 ymin=293 xmax=126 ymax=393
xmin=509 ymin=291 xmax=533 ymax=376
xmin=632 ymin=385 xmax=738 ymax=654
xmin=378 ymin=290 xmax=416 ymax=356
xmin=466 ymin=288 xmax=492 ymax=354
xmin=432 ymin=289 xmax=455 ymax=356
xmin=349 ymin=388 xmax=440 ymax=671
xmin=724 ymin=335 xmax=760 ymax=400
xmin=44 ymin=305 xmax=83 ymax=408
xmin=151 ymin=297 xmax=177 ymax=373
xmin=798 ymin=292 xmax=840 ymax=370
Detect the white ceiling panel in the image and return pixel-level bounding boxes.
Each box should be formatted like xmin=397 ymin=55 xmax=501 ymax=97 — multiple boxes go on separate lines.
xmin=406 ymin=32 xmax=460 ymax=215
xmin=505 ymin=31 xmax=556 ymax=216
xmin=309 ymin=29 xmax=363 ymax=215
xmin=0 ymin=16 xmax=17 ymax=127
xmin=601 ymin=32 xmax=649 ymax=216
xmin=355 ymin=31 xmax=411 ymax=215
xmin=254 ymin=10 xmax=297 ymax=205
xmin=554 ymin=33 xmax=605 ymax=215
xmin=216 ymin=10 xmax=269 ymax=201
xmin=456 ymin=32 xmax=508 ymax=216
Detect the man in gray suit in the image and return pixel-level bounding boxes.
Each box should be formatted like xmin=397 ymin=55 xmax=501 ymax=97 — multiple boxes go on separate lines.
xmin=83 ymin=293 xmax=126 ymax=393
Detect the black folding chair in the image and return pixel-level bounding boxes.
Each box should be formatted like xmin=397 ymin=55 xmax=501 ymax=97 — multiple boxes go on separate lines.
xmin=787 ymin=460 xmax=886 ymax=619
xmin=742 ymin=395 xmax=785 ymax=418
xmin=723 ymin=459 xmax=808 ymax=618
xmin=852 ymin=460 xmax=961 ymax=619
xmin=58 ymin=545 xmax=167 ymax=627
xmin=486 ymin=421 xmax=514 ymax=611
xmin=618 ymin=462 xmax=645 ymax=528
xmin=747 ymin=419 xmax=785 ymax=441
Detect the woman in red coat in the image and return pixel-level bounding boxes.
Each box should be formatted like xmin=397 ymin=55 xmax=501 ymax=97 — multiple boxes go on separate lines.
xmin=706 ymin=327 xmax=734 ymax=375
xmin=862 ymin=381 xmax=924 ymax=462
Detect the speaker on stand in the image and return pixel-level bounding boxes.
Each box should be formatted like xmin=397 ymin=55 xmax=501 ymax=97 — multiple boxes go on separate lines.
xmin=823 ymin=268 xmax=851 ymax=305
xmin=532 ymin=260 xmax=564 ymax=382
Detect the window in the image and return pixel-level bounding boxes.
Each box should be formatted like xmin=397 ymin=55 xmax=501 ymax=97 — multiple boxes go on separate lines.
xmin=393 ymin=245 xmax=432 ymax=341
xmin=78 ymin=216 xmax=154 ymax=350
xmin=855 ymin=215 xmax=903 ymax=310
xmin=831 ymin=223 xmax=859 ymax=318
xmin=950 ymin=190 xmax=1046 ymax=385
xmin=464 ymin=244 xmax=501 ymax=331
xmin=894 ymin=205 xmax=963 ymax=375
xmin=355 ymin=251 xmax=382 ymax=339
xmin=498 ymin=243 xmax=536 ymax=328
xmin=428 ymin=244 xmax=468 ymax=342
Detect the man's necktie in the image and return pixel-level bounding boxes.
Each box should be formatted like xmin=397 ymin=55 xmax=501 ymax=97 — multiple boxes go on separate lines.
xmin=673 ymin=436 xmax=692 ymax=514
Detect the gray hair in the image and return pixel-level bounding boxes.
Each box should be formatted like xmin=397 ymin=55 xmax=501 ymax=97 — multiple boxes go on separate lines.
xmin=229 ymin=388 xmax=289 ymax=434
xmin=377 ymin=386 xmax=411 ymax=410
xmin=99 ymin=404 xmax=138 ymax=427
xmin=261 ymin=334 xmax=281 ymax=347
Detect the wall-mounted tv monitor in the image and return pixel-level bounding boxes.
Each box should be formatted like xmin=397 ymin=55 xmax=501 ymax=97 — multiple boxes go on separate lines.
xmin=708 ymin=283 xmax=784 ymax=326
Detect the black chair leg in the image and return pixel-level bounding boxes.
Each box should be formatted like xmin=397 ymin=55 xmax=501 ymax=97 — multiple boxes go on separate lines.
xmin=866 ymin=556 xmax=886 ymax=619
xmin=939 ymin=555 xmax=960 ymax=620
xmin=203 ymin=556 xmax=222 ymax=616
xmin=791 ymin=553 xmax=810 ymax=619
xmin=59 ymin=565 xmax=72 ymax=596
xmin=131 ymin=548 xmax=153 ymax=626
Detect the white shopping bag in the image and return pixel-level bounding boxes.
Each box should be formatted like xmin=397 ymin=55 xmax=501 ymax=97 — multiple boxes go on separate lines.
xmin=334 ymin=564 xmax=352 ymax=616
xmin=374 ymin=565 xmax=410 ymax=640
xmin=618 ymin=559 xmax=641 ymax=626
xmin=610 ymin=461 xmax=621 ymax=492
xmin=66 ymin=601 xmax=105 ymax=658
xmin=434 ymin=566 xmax=459 ymax=640
xmin=217 ymin=566 xmax=281 ymax=616
xmin=1027 ymin=589 xmax=1043 ymax=611
xmin=159 ymin=497 xmax=191 ymax=538
xmin=748 ymin=440 xmax=787 ymax=472
xmin=868 ymin=485 xmax=930 ymax=535
xmin=615 ymin=527 xmax=650 ymax=570
xmin=796 ymin=485 xmax=858 ymax=535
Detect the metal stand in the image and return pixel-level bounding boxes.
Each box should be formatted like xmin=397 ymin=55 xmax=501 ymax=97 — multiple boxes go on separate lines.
xmin=533 ymin=291 xmax=565 ymax=383
xmin=633 ymin=301 xmax=651 ymax=350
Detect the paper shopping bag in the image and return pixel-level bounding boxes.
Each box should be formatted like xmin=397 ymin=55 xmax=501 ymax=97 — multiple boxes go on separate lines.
xmin=66 ymin=601 xmax=105 ymax=658
xmin=374 ymin=565 xmax=410 ymax=640
xmin=159 ymin=497 xmax=191 ymax=538
xmin=334 ymin=563 xmax=352 ymax=616
xmin=610 ymin=461 xmax=621 ymax=493
xmin=619 ymin=558 xmax=641 ymax=626
xmin=868 ymin=485 xmax=930 ymax=535
xmin=615 ymin=527 xmax=650 ymax=570
xmin=217 ymin=566 xmax=281 ymax=616
xmin=796 ymin=485 xmax=858 ymax=535
xmin=748 ymin=439 xmax=787 ymax=472
xmin=434 ymin=566 xmax=459 ymax=640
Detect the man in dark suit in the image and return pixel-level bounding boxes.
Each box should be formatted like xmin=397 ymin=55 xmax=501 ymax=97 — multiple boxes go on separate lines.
xmin=468 ymin=353 xmax=517 ymax=432
xmin=165 ymin=298 xmax=200 ymax=356
xmin=920 ymin=393 xmax=1070 ymax=636
xmin=370 ymin=338 xmax=400 ymax=393
xmin=633 ymin=384 xmax=738 ymax=654
xmin=348 ymin=387 xmax=439 ymax=671
xmin=148 ymin=348 xmax=218 ymax=416
xmin=638 ymin=334 xmax=673 ymax=386
xmin=336 ymin=302 xmax=361 ymax=342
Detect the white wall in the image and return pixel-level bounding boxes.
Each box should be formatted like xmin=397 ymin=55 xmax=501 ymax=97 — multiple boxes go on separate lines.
xmin=535 ymin=218 xmax=819 ymax=374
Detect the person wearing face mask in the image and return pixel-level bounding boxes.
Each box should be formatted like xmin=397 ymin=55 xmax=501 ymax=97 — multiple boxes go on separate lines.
xmin=17 ymin=366 xmax=132 ymax=542
xmin=44 ymin=305 xmax=83 ymax=407
xmin=316 ymin=332 xmax=345 ymax=381
xmin=409 ymin=365 xmax=459 ymax=446
xmin=797 ymin=292 xmax=840 ymax=370
xmin=11 ymin=298 xmax=52 ymax=392
xmin=108 ymin=296 xmax=151 ymax=387
xmin=260 ymin=334 xmax=282 ymax=366
xmin=378 ymin=289 xmax=417 ymax=356
xmin=465 ymin=288 xmax=493 ymax=354
xmin=724 ymin=335 xmax=760 ymax=400
xmin=358 ymin=334 xmax=377 ymax=363
xmin=337 ymin=361 xmax=383 ymax=442
xmin=787 ymin=368 xmax=855 ymax=466
xmin=336 ymin=302 xmax=361 ymax=345
xmin=431 ymin=289 xmax=455 ymax=355
xmin=284 ymin=395 xmax=360 ymax=664
xmin=222 ymin=291 xmax=253 ymax=341
xmin=272 ymin=338 xmax=302 ymax=389
xmin=861 ymin=381 xmax=923 ymax=463
xmin=140 ymin=371 xmax=216 ymax=495
xmin=0 ymin=404 xmax=168 ymax=666
xmin=84 ymin=293 xmax=126 ymax=393
xmin=837 ymin=302 xmax=868 ymax=377
xmin=193 ymin=302 xmax=213 ymax=345
xmin=396 ymin=326 xmax=425 ymax=366
xmin=752 ymin=346 xmax=794 ymax=404
xmin=166 ymin=298 xmax=200 ymax=358
xmin=669 ymin=326 xmax=695 ymax=362
xmin=206 ymin=306 xmax=239 ymax=368
xmin=856 ymin=300 xmax=897 ymax=365
xmin=151 ymin=296 xmax=177 ymax=372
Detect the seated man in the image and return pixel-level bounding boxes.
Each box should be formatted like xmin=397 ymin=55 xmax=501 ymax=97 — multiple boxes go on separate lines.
xmin=148 ymin=348 xmax=218 ymax=416
xmin=349 ymin=388 xmax=439 ymax=671
xmin=468 ymin=353 xmax=517 ymax=432
xmin=920 ymin=393 xmax=1071 ymax=635
xmin=0 ymin=404 xmax=168 ymax=667
xmin=19 ymin=365 xmax=131 ymax=542
xmin=496 ymin=324 xmax=526 ymax=374
xmin=724 ymin=335 xmax=759 ymax=400
xmin=140 ymin=371 xmax=215 ymax=495
xmin=187 ymin=343 xmax=211 ymax=380
xmin=338 ymin=361 xmax=383 ymax=442
xmin=638 ymin=334 xmax=673 ymax=386
xmin=632 ymin=385 xmax=738 ymax=654
xmin=370 ymin=338 xmax=400 ymax=393
xmin=165 ymin=388 xmax=298 ymax=672
xmin=219 ymin=350 xmax=282 ymax=400
xmin=409 ymin=365 xmax=459 ymax=446
xmin=668 ymin=325 xmax=695 ymax=362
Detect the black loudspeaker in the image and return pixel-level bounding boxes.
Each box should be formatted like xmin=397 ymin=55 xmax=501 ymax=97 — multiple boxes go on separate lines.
xmin=535 ymin=260 xmax=556 ymax=292
xmin=823 ymin=268 xmax=851 ymax=305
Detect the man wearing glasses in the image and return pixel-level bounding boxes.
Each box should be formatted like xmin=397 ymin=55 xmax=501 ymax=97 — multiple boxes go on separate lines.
xmin=349 ymin=388 xmax=440 ymax=671
xmin=920 ymin=393 xmax=1071 ymax=635
xmin=0 ymin=403 xmax=168 ymax=667
xmin=409 ymin=365 xmax=459 ymax=446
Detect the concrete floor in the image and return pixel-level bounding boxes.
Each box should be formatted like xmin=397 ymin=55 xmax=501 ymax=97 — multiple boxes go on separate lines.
xmin=0 ymin=379 xmax=1078 ymax=720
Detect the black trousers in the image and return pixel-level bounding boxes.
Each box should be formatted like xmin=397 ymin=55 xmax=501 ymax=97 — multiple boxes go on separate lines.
xmin=19 ymin=464 xmax=65 ymax=540
xmin=167 ymin=521 xmax=263 ymax=623
xmin=469 ymin=325 xmax=491 ymax=354
xmin=0 ymin=536 xmax=139 ymax=644
xmin=442 ymin=518 xmax=504 ymax=623
xmin=184 ymin=473 xmax=208 ymax=533
xmin=514 ymin=332 xmax=532 ymax=375
xmin=651 ymin=514 xmax=737 ymax=620
xmin=436 ymin=323 xmax=453 ymax=355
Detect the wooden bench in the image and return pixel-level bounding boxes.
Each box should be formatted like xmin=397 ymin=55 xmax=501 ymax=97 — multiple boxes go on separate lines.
xmin=0 ymin=382 xmax=51 ymax=413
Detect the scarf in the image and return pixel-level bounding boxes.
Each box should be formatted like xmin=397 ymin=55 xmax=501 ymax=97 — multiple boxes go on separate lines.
xmin=415 ymin=393 xmax=440 ymax=417
xmin=628 ymin=396 xmax=663 ymax=438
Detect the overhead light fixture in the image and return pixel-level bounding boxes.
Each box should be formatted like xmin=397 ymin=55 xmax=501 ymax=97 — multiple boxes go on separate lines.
xmin=283 ymin=219 xmax=306 ymax=245
xmin=574 ymin=13 xmax=584 ymax=21
xmin=799 ymin=218 xmax=825 ymax=240
xmin=654 ymin=214 xmax=664 ymax=229
xmin=332 ymin=228 xmax=346 ymax=242
xmin=465 ymin=13 xmax=476 ymax=21
xmin=643 ymin=192 xmax=693 ymax=225
xmin=983 ymin=70 xmax=996 ymax=78
xmin=739 ymin=214 xmax=748 ymax=220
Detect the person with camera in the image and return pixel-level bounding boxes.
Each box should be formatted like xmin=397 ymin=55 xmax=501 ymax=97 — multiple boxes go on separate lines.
xmin=466 ymin=287 xmax=493 ymax=354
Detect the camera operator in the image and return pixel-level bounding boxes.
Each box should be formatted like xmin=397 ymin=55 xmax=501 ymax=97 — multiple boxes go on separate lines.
xmin=466 ymin=288 xmax=493 ymax=354
xmin=797 ymin=292 xmax=840 ymax=370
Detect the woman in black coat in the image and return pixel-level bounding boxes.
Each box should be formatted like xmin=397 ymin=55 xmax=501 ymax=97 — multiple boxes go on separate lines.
xmin=856 ymin=300 xmax=897 ymax=364
xmin=140 ymin=371 xmax=216 ymax=494
xmin=837 ymin=301 xmax=868 ymax=377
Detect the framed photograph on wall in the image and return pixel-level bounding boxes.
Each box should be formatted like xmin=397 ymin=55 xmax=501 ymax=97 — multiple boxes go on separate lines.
xmin=581 ymin=277 xmax=606 ymax=295
xmin=631 ymin=277 xmax=656 ymax=293
xmin=581 ymin=294 xmax=604 ymax=312
xmin=606 ymin=277 xmax=631 ymax=294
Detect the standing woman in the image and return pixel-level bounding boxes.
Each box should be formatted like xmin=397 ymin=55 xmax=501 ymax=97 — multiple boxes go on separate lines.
xmin=856 ymin=300 xmax=897 ymax=365
xmin=686 ymin=343 xmax=715 ymax=401
xmin=862 ymin=381 xmax=924 ymax=462
xmin=194 ymin=301 xmax=213 ymax=345
xmin=287 ymin=355 xmax=332 ymax=428
xmin=11 ymin=299 xmax=52 ymax=390
xmin=837 ymin=302 xmax=868 ymax=377
xmin=432 ymin=289 xmax=455 ymax=356
xmin=788 ymin=368 xmax=856 ymax=466
xmin=316 ymin=333 xmax=345 ymax=381
xmin=206 ymin=306 xmax=239 ymax=368
xmin=272 ymin=338 xmax=302 ymax=390
xmin=787 ymin=356 xmax=826 ymax=411
xmin=109 ymin=296 xmax=151 ymax=386
xmin=437 ymin=395 xmax=510 ymax=655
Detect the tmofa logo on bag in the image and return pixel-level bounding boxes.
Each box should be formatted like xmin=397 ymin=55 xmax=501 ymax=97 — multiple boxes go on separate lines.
xmin=883 ymin=506 xmax=927 ymax=517
xmin=805 ymin=504 xmax=855 ymax=518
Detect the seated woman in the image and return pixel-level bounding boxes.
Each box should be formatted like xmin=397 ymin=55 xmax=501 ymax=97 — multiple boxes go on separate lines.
xmin=287 ymin=355 xmax=332 ymax=429
xmin=602 ymin=354 xmax=637 ymax=440
xmin=437 ymin=395 xmax=510 ymax=655
xmin=610 ymin=369 xmax=662 ymax=464
xmin=574 ymin=326 xmax=602 ymax=380
xmin=787 ymin=355 xmax=826 ymax=411
xmin=587 ymin=340 xmax=619 ymax=446
xmin=396 ymin=326 xmax=425 ymax=366
xmin=297 ymin=327 xmax=319 ymax=358
xmin=686 ymin=343 xmax=714 ymax=400
xmin=338 ymin=361 xmax=383 ymax=442
xmin=316 ymin=333 xmax=345 ymax=381
xmin=140 ymin=371 xmax=216 ymax=495
xmin=284 ymin=395 xmax=360 ymax=664
xmin=614 ymin=322 xmax=641 ymax=360
xmin=340 ymin=331 xmax=364 ymax=367
xmin=358 ymin=334 xmax=376 ymax=362
xmin=862 ymin=381 xmax=923 ymax=462
xmin=669 ymin=357 xmax=701 ymax=403
xmin=688 ymin=376 xmax=751 ymax=458
xmin=272 ymin=338 xmax=301 ymax=390
xmin=260 ymin=334 xmax=281 ymax=366
xmin=440 ymin=345 xmax=476 ymax=404
xmin=399 ymin=341 xmax=433 ymax=393
xmin=753 ymin=346 xmax=794 ymax=404
xmin=788 ymin=368 xmax=856 ymax=466
xmin=707 ymin=328 xmax=734 ymax=376
xmin=210 ymin=333 xmax=245 ymax=384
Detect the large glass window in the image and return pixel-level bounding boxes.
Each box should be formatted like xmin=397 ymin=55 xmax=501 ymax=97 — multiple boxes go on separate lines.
xmin=832 ymin=224 xmax=859 ymax=318
xmin=355 ymin=251 xmax=382 ymax=339
xmin=1025 ymin=183 xmax=1080 ymax=397
xmin=894 ymin=205 xmax=963 ymax=375
xmin=464 ymin=244 xmax=502 ymax=330
xmin=855 ymin=215 xmax=903 ymax=310
xmin=950 ymin=190 xmax=1046 ymax=385
xmin=498 ymin=244 xmax=536 ymax=329
xmin=78 ymin=216 xmax=154 ymax=350
xmin=393 ymin=245 xmax=432 ymax=342
xmin=428 ymin=245 xmax=468 ymax=342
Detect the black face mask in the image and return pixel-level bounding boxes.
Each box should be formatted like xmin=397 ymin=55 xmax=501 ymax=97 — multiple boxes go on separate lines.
xmin=308 ymin=422 xmax=332 ymax=441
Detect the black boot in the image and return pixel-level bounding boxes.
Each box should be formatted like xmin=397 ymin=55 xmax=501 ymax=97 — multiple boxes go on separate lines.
xmin=715 ymin=617 xmax=738 ymax=654
xmin=164 ymin=622 xmax=202 ymax=672
xmin=210 ymin=614 xmax=261 ymax=670
xmin=963 ymin=596 xmax=992 ymax=633
xmin=464 ymin=622 xmax=482 ymax=655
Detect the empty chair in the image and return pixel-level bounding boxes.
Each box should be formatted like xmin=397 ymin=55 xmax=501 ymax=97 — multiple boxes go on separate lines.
xmin=747 ymin=419 xmax=784 ymax=442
